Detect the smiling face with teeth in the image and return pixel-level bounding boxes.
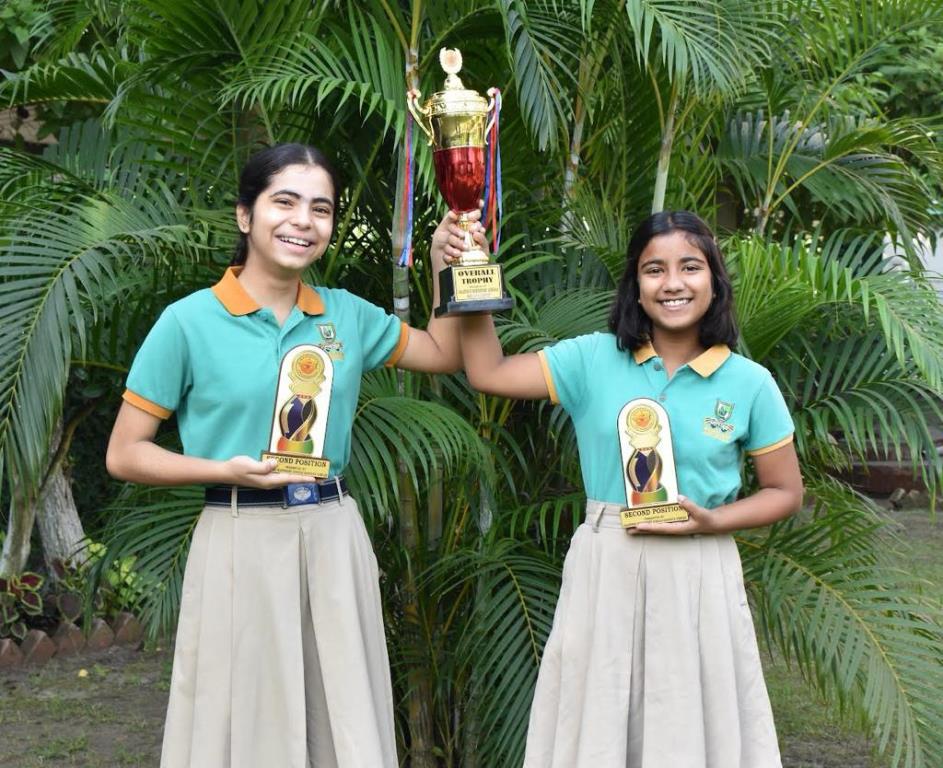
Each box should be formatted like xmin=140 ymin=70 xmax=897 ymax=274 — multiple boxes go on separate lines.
xmin=236 ymin=164 xmax=335 ymax=276
xmin=637 ymin=230 xmax=714 ymax=343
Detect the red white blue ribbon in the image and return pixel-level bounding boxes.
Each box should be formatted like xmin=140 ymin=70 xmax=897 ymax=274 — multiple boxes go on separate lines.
xmin=397 ymin=105 xmax=416 ymax=267
xmin=482 ymin=88 xmax=503 ymax=254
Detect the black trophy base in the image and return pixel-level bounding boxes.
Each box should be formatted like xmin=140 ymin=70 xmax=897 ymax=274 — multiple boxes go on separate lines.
xmin=434 ymin=263 xmax=515 ymax=318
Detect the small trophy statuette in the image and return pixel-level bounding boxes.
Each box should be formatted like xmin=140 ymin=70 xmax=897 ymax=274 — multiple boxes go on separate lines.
xmin=617 ymin=399 xmax=688 ymax=527
xmin=261 ymin=345 xmax=333 ymax=478
xmin=407 ymin=48 xmax=515 ymax=317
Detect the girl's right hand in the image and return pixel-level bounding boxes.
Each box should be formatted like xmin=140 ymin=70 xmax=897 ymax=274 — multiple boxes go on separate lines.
xmin=223 ymin=456 xmax=319 ymax=488
xmin=432 ymin=209 xmax=486 ymax=268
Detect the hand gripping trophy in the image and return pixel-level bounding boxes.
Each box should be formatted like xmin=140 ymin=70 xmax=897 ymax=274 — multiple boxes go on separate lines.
xmin=407 ymin=49 xmax=514 ymax=317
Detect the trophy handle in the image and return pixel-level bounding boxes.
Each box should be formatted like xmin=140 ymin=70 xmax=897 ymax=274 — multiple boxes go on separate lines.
xmin=406 ymin=89 xmax=434 ymax=144
xmin=484 ymin=87 xmax=498 ymax=134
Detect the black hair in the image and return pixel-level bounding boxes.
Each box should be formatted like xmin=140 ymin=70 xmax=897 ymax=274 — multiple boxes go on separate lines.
xmin=231 ymin=143 xmax=341 ymax=266
xmin=607 ymin=210 xmax=738 ymax=351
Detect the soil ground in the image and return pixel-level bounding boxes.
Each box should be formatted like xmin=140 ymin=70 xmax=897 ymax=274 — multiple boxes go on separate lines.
xmin=0 ymin=507 xmax=939 ymax=767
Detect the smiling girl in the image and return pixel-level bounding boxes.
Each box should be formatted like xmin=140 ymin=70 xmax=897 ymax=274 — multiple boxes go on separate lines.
xmin=107 ymin=143 xmax=476 ymax=768
xmin=459 ymin=210 xmax=803 ymax=767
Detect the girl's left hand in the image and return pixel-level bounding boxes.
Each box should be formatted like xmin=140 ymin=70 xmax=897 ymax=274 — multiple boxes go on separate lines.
xmin=432 ymin=208 xmax=486 ymax=268
xmin=628 ymin=495 xmax=724 ymax=536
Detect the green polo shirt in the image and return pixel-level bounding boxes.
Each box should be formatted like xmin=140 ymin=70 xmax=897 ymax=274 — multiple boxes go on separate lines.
xmin=537 ymin=334 xmax=794 ymax=508
xmin=123 ymin=267 xmax=409 ymax=477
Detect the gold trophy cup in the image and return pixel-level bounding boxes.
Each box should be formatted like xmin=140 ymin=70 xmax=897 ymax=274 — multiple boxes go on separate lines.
xmin=407 ymin=49 xmax=514 ymax=317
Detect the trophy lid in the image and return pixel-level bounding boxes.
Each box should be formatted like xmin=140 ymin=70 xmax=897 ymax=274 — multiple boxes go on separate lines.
xmin=425 ymin=48 xmax=489 ymax=117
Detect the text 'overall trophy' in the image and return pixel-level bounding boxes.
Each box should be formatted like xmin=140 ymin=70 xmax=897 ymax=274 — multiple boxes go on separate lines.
xmin=408 ymin=49 xmax=514 ymax=317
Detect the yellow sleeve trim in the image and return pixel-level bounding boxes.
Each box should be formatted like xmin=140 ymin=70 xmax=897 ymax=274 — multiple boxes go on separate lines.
xmin=384 ymin=322 xmax=410 ymax=368
xmin=747 ymin=434 xmax=794 ymax=457
xmin=537 ymin=350 xmax=560 ymax=405
xmin=122 ymin=389 xmax=173 ymax=419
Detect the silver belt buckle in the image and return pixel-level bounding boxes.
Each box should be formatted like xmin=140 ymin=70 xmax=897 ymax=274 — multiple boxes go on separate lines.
xmin=284 ymin=482 xmax=320 ymax=506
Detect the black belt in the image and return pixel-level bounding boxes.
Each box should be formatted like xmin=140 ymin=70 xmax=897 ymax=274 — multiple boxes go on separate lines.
xmin=204 ymin=478 xmax=348 ymax=507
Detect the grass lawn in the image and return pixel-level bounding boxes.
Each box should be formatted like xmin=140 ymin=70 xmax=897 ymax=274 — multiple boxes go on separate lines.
xmin=0 ymin=646 xmax=169 ymax=767
xmin=0 ymin=507 xmax=939 ymax=767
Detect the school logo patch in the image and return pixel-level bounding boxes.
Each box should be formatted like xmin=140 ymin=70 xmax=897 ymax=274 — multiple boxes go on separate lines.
xmin=703 ymin=399 xmax=735 ymax=442
xmin=316 ymin=323 xmax=344 ymax=361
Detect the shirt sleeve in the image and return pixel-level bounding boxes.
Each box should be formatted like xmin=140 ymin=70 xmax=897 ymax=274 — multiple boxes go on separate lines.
xmin=123 ymin=308 xmax=190 ymax=418
xmin=744 ymin=371 xmax=795 ymax=455
xmin=538 ymin=333 xmax=598 ymax=416
xmin=353 ymin=293 xmax=409 ymax=372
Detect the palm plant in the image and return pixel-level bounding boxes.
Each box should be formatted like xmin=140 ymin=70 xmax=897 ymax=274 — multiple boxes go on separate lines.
xmin=1 ymin=1 xmax=942 ymax=766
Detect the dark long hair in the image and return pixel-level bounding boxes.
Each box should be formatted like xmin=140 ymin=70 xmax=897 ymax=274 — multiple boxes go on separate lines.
xmin=231 ymin=143 xmax=341 ymax=266
xmin=608 ymin=210 xmax=738 ymax=351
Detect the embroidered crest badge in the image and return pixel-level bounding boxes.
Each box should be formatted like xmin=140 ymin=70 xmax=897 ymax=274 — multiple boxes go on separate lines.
xmin=316 ymin=323 xmax=344 ymax=360
xmin=703 ymin=399 xmax=736 ymax=442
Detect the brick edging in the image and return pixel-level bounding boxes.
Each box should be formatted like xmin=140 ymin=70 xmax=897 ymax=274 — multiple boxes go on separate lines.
xmin=0 ymin=612 xmax=144 ymax=669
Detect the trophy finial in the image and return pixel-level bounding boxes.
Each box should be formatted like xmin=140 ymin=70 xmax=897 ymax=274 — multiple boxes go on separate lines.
xmin=439 ymin=48 xmax=463 ymax=75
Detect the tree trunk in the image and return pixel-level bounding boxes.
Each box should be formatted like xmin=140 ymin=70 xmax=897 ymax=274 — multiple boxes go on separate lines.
xmin=35 ymin=423 xmax=87 ymax=573
xmin=651 ymin=84 xmax=679 ymax=214
xmin=392 ymin=30 xmax=436 ymax=768
xmin=0 ymin=482 xmax=35 ymax=577
xmin=0 ymin=419 xmax=88 ymax=578
xmin=561 ymin=1 xmax=625 ymax=216
xmin=561 ymin=67 xmax=588 ymax=209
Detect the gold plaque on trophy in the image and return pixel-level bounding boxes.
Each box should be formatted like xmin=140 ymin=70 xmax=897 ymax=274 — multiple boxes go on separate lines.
xmin=261 ymin=345 xmax=333 ymax=478
xmin=617 ymin=399 xmax=688 ymax=527
xmin=451 ymin=265 xmax=506 ymax=301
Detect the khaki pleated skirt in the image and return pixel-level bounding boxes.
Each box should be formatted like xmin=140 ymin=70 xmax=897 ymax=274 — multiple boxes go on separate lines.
xmin=524 ymin=501 xmax=781 ymax=768
xmin=160 ymin=493 xmax=397 ymax=768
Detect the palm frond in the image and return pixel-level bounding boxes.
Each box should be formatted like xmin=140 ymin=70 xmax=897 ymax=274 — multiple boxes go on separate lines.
xmin=219 ymin=10 xmax=404 ymax=141
xmin=89 ymin=485 xmax=203 ymax=640
xmin=496 ymin=0 xmax=576 ymax=151
xmin=507 ymin=491 xmax=585 ymax=556
xmin=495 ymin=287 xmax=614 ymax=355
xmin=431 ymin=539 xmax=561 ymax=767
xmin=625 ymin=0 xmax=780 ymax=94
xmin=349 ymin=369 xmax=488 ymax=523
xmin=719 ymin=111 xmax=941 ymax=234
xmin=771 ymin=332 xmax=943 ymax=488
xmin=0 ymin=121 xmax=178 ymax=203
xmin=0 ymin=51 xmax=126 ymax=108
xmin=741 ymin=477 xmax=943 ymax=767
xmin=31 ymin=0 xmax=116 ymax=60
xmin=728 ymin=236 xmax=943 ymax=392
xmin=0 ymin=188 xmax=206 ymax=490
xmin=786 ymin=0 xmax=943 ymax=86
xmin=557 ymin=184 xmax=632 ymax=283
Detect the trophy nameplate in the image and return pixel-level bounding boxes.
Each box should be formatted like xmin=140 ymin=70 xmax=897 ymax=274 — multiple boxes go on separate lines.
xmin=618 ymin=398 xmax=688 ymax=527
xmin=261 ymin=345 xmax=333 ymax=478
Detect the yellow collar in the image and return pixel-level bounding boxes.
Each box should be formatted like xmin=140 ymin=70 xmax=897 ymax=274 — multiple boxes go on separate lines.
xmin=632 ymin=341 xmax=730 ymax=377
xmin=211 ymin=267 xmax=324 ymax=316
